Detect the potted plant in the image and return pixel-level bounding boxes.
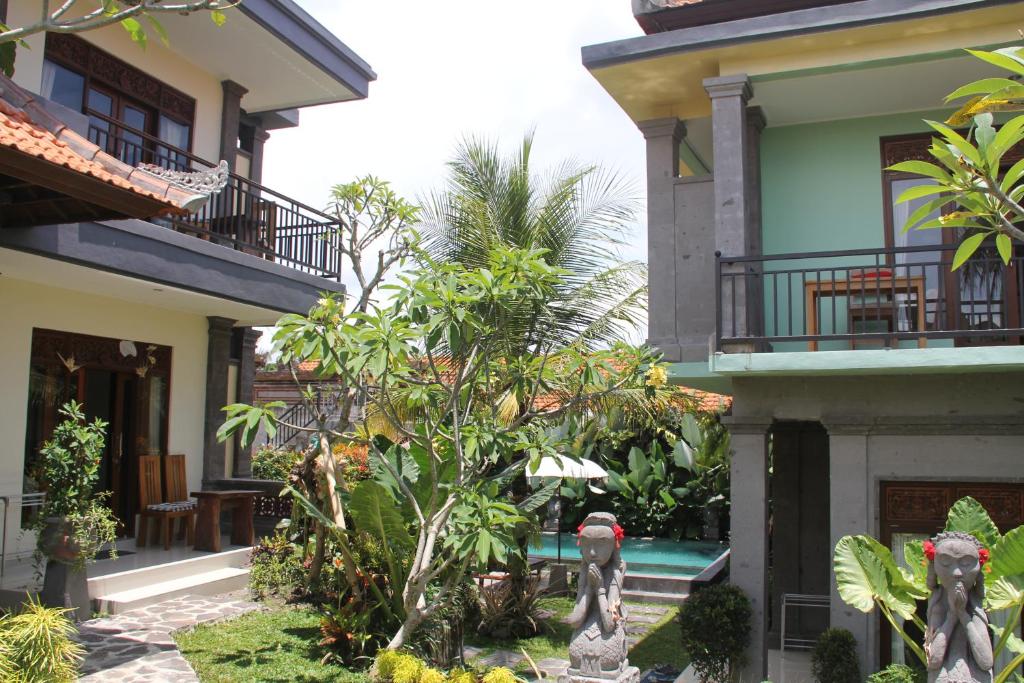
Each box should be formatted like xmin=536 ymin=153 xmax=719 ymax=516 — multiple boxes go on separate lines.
xmin=31 ymin=400 xmax=118 ymax=620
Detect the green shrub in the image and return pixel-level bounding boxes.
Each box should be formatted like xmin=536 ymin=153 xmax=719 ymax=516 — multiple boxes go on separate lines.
xmin=810 ymin=628 xmax=860 ymax=683
xmin=31 ymin=401 xmax=118 ymax=569
xmin=248 ymin=533 xmax=303 ymax=600
xmin=867 ymin=664 xmax=925 ymax=683
xmin=677 ymin=584 xmax=751 ymax=683
xmin=252 ymin=447 xmax=300 ymax=481
xmin=0 ymin=595 xmax=83 ymax=682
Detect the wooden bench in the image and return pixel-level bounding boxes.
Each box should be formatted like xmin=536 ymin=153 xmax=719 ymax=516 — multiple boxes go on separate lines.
xmin=190 ymin=490 xmax=262 ymax=552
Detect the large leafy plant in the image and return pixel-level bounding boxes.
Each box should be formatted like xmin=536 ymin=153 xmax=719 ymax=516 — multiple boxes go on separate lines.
xmin=891 ymin=46 xmax=1024 ymax=268
xmin=834 ymin=497 xmax=1024 ymax=683
xmin=221 ymin=245 xmax=657 ymax=649
xmin=31 ymin=401 xmax=118 ymax=570
xmin=560 ymin=407 xmax=729 ymax=539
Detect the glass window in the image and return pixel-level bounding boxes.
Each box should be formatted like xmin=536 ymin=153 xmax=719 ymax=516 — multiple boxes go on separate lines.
xmin=40 ymin=59 xmax=84 ymax=112
xmin=888 ymin=177 xmax=944 ymax=330
xmin=120 ymin=104 xmax=147 ymax=166
xmin=158 ymin=115 xmax=191 ymax=170
xmin=86 ymin=88 xmax=113 ymax=150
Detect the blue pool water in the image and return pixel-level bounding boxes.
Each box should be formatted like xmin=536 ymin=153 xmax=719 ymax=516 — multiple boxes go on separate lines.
xmin=530 ymin=532 xmax=727 ymax=578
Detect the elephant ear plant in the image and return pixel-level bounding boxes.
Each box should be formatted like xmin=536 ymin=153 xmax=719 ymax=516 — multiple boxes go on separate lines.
xmin=31 ymin=401 xmax=118 ymax=576
xmin=833 ymin=497 xmax=1024 ymax=683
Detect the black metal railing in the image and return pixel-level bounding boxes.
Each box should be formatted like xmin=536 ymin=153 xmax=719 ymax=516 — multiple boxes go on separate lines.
xmin=86 ymin=110 xmax=343 ymax=280
xmin=716 ymin=244 xmax=1024 ymax=351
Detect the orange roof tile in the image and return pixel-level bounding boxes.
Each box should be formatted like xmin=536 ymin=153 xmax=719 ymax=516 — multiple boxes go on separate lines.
xmin=0 ymin=74 xmax=220 ymax=214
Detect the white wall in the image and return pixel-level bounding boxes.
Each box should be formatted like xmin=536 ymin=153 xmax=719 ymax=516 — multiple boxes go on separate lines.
xmin=6 ymin=0 xmax=224 ymax=163
xmin=0 ymin=276 xmax=208 ymax=555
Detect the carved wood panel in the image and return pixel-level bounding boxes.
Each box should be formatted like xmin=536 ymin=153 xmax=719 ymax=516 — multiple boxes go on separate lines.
xmin=883 ymin=133 xmax=1024 ymax=168
xmin=46 ymin=33 xmax=195 ymax=123
xmin=30 ymin=327 xmax=171 ymax=376
xmin=882 ymin=481 xmax=1024 ymax=536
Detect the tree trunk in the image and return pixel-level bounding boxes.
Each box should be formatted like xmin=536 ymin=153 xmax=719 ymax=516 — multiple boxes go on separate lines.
xmin=387 ymin=609 xmax=426 ymax=650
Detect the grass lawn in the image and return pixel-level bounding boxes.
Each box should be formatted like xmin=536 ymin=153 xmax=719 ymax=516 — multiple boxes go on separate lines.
xmin=177 ymin=598 xmax=686 ymax=682
xmin=175 ymin=605 xmax=369 ymax=683
xmin=464 ymin=597 xmax=688 ymax=675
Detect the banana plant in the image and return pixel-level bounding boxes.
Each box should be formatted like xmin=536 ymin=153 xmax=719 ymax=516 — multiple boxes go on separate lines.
xmin=834 ymin=497 xmax=1024 ymax=683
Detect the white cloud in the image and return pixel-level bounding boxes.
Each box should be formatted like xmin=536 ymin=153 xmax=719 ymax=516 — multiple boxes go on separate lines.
xmin=257 ymin=1 xmax=648 ymax=351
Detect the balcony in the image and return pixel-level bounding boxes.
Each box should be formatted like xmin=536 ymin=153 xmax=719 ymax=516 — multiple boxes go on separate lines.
xmin=716 ymin=245 xmax=1024 ymax=353
xmin=86 ymin=111 xmax=342 ymax=280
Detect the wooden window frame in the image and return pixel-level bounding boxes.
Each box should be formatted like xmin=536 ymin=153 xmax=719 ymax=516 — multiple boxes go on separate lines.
xmin=43 ymin=33 xmax=196 ymax=153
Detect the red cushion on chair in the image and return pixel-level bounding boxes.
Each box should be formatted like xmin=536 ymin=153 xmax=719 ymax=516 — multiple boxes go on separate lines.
xmin=851 ymin=269 xmax=893 ymax=279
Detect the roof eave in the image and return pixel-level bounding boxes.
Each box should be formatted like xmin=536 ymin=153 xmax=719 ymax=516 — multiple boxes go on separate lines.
xmin=583 ymin=0 xmax=1023 ymax=71
xmin=239 ymin=0 xmax=376 ymax=101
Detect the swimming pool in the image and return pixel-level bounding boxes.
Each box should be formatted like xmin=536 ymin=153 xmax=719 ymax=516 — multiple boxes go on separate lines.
xmin=530 ymin=532 xmax=727 ymax=578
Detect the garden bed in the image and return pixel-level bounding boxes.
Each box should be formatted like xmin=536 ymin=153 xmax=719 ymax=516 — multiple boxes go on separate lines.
xmin=175 ymin=597 xmax=688 ymax=682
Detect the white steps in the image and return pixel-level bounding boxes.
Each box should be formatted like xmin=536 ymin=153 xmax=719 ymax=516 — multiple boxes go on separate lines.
xmin=89 ymin=547 xmax=250 ymax=614
xmin=622 ymin=589 xmax=689 ymax=605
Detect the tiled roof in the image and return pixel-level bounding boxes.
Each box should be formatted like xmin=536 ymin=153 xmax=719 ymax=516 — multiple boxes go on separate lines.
xmin=0 ymin=74 xmax=213 ymax=213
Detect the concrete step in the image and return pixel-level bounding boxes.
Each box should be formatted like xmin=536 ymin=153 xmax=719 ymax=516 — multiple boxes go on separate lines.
xmin=89 ymin=547 xmax=251 ymax=614
xmin=87 ymin=547 xmax=249 ymax=597
xmin=622 ymin=588 xmax=689 ymax=606
xmin=92 ymin=565 xmax=249 ymax=614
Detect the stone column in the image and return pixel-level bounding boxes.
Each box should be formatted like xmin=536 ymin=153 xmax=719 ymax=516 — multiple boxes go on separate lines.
xmin=219 ymin=80 xmax=248 ymax=171
xmin=704 ymin=75 xmax=755 ymax=344
xmin=745 ymin=106 xmax=767 ymax=340
xmin=248 ymin=127 xmax=271 ymax=185
xmin=637 ymin=117 xmax=685 ymax=361
xmin=825 ymin=421 xmax=872 ymax=673
xmin=233 ymin=327 xmax=261 ymax=478
xmin=203 ymin=316 xmax=235 ymax=486
xmin=723 ymin=417 xmax=772 ymax=681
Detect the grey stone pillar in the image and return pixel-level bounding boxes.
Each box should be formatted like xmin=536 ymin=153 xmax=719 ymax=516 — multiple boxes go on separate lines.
xmin=746 ymin=107 xmax=767 ymax=340
xmin=638 ymin=117 xmax=685 ymax=361
xmin=249 ymin=127 xmax=271 ymax=185
xmin=219 ymin=80 xmax=248 ymax=171
xmin=704 ymin=75 xmax=757 ymax=344
xmin=233 ymin=327 xmax=261 ymax=478
xmin=203 ymin=316 xmax=235 ymax=486
xmin=723 ymin=417 xmax=772 ymax=681
xmin=825 ymin=422 xmax=872 ymax=673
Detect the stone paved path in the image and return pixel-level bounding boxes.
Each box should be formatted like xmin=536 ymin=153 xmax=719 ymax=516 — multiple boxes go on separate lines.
xmin=76 ymin=594 xmax=261 ymax=682
xmin=470 ymin=603 xmax=672 ymax=681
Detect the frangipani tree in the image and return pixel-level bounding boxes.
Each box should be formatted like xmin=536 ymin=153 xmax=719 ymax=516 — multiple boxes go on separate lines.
xmin=834 ymin=497 xmax=1024 ymax=683
xmin=220 ymin=244 xmax=660 ymax=649
xmin=891 ymin=46 xmax=1024 ymax=269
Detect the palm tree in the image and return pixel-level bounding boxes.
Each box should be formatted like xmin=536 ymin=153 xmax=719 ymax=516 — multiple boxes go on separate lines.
xmin=415 ymin=134 xmax=650 ymax=636
xmin=418 ymin=134 xmax=647 ymax=350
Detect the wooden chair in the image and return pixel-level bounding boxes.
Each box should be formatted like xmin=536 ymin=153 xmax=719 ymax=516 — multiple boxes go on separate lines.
xmin=164 ymin=454 xmax=196 ymax=546
xmin=137 ymin=454 xmax=196 ymax=550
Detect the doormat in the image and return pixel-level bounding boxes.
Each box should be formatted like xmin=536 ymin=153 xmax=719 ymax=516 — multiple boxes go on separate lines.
xmin=95 ymin=549 xmax=134 ymax=561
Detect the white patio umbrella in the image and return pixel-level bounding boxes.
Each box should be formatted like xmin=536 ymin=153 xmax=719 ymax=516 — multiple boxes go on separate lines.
xmin=528 ymin=455 xmax=608 ymax=562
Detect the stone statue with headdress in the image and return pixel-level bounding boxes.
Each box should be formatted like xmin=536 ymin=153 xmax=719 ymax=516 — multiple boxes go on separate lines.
xmin=923 ymin=531 xmax=994 ymax=683
xmin=560 ymin=512 xmax=639 ymax=683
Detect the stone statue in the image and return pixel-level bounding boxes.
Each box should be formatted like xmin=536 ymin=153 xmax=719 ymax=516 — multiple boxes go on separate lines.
xmin=560 ymin=512 xmax=639 ymax=683
xmin=924 ymin=531 xmax=994 ymax=683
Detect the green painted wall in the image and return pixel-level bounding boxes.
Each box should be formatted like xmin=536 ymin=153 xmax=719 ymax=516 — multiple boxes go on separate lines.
xmin=761 ymin=108 xmax=950 ymax=253
xmin=759 ymin=108 xmax=953 ymax=351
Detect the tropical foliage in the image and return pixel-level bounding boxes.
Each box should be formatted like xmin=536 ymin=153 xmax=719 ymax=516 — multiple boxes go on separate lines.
xmin=31 ymin=401 xmax=118 ymax=570
xmin=418 ymin=134 xmax=646 ymax=350
xmin=220 ymin=245 xmax=658 ymax=650
xmin=833 ymin=497 xmax=1024 ymax=683
xmin=558 ymin=405 xmax=729 ymax=540
xmin=891 ymin=46 xmax=1024 ymax=268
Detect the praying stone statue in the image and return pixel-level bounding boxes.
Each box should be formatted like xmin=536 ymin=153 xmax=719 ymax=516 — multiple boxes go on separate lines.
xmin=924 ymin=531 xmax=994 ymax=683
xmin=560 ymin=512 xmax=639 ymax=683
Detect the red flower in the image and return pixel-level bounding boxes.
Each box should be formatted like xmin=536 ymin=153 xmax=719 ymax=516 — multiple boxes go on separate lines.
xmin=613 ymin=523 xmax=625 ymax=548
xmin=979 ymin=548 xmax=990 ymax=566
xmin=923 ymin=540 xmax=936 ymax=561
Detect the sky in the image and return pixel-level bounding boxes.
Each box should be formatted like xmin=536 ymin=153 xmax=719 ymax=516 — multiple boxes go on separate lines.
xmin=260 ymin=0 xmax=649 ymax=287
